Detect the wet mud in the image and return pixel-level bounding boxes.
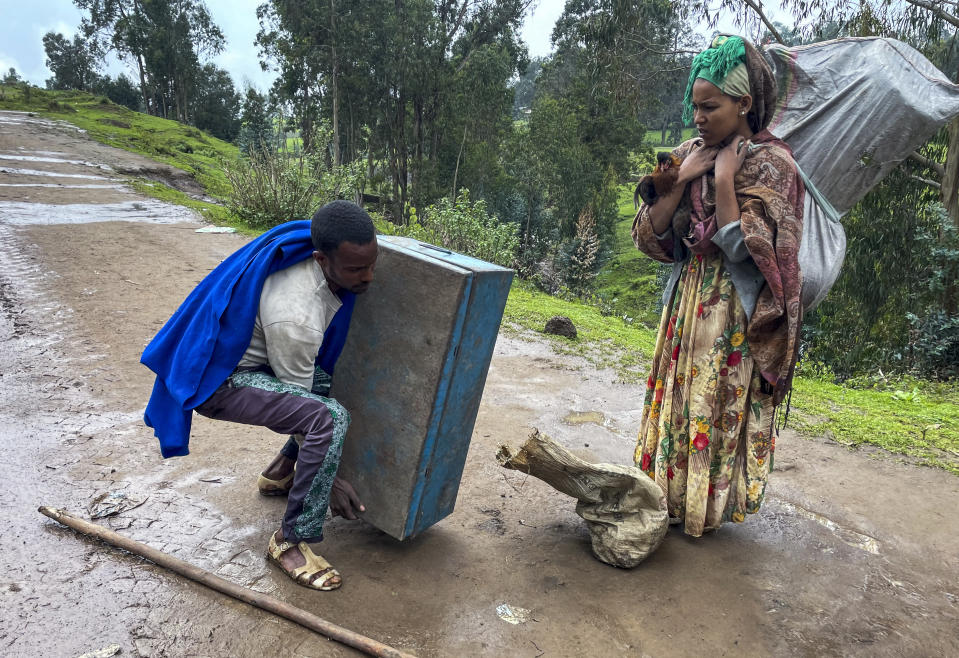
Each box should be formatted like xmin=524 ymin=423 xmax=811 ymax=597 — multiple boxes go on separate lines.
xmin=1 ymin=110 xmax=958 ymax=657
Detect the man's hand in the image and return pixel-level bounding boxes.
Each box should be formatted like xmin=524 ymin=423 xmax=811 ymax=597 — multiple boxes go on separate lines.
xmin=329 ymin=477 xmax=365 ymax=520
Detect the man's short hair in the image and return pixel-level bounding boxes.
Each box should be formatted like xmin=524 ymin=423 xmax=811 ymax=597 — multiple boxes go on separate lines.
xmin=311 ymin=200 xmax=376 ymax=255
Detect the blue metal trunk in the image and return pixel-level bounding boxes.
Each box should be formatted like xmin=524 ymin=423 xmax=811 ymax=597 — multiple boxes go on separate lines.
xmin=332 ymin=236 xmax=513 ymax=540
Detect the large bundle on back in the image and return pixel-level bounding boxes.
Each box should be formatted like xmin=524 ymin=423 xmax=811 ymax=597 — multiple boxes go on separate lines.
xmin=762 ymin=37 xmax=959 ymax=309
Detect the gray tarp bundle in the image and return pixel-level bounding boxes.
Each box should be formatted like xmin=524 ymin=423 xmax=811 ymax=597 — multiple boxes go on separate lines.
xmin=766 ymin=37 xmax=959 ymax=214
xmin=765 ymin=38 xmax=959 ymax=309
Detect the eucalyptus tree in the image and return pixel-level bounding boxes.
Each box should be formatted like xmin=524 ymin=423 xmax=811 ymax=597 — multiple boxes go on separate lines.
xmin=2 ymin=68 xmax=23 ymax=85
xmin=94 ymin=73 xmax=141 ymax=109
xmin=256 ymin=0 xmax=352 ymax=160
xmin=190 ymin=64 xmax=242 ymax=141
xmin=257 ymin=0 xmax=531 ymax=218
xmin=238 ymin=87 xmax=274 ymax=155
xmin=527 ymin=0 xmax=694 ymax=244
xmin=74 ymin=0 xmax=225 ymax=120
xmin=694 ymin=0 xmax=959 ymax=225
xmin=42 ymin=32 xmax=101 ymax=91
xmin=511 ymin=57 xmax=544 ymax=118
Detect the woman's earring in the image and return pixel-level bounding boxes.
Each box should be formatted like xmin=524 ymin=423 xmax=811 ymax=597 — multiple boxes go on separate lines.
xmin=739 ymin=110 xmax=746 ymax=116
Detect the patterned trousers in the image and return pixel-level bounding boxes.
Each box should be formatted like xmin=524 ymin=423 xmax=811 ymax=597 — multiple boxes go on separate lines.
xmin=195 ymin=367 xmax=350 ymax=543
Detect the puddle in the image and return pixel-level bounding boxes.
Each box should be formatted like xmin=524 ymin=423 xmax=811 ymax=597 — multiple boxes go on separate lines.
xmin=0 ymin=154 xmax=113 ymax=170
xmin=0 ymin=200 xmax=199 ymax=225
xmin=563 ymin=410 xmax=607 ymax=426
xmin=9 ymin=149 xmax=69 ymax=156
xmin=0 ymin=167 xmax=115 ymax=180
xmin=0 ymin=111 xmax=86 ymax=132
xmin=778 ymin=500 xmax=880 ymax=555
xmin=0 ymin=183 xmax=125 ymax=190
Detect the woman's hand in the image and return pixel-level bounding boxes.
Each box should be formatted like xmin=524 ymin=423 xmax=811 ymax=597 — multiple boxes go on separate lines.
xmin=715 ymin=137 xmax=749 ymax=183
xmin=677 ymin=142 xmax=718 ymax=184
xmin=714 ymin=137 xmax=749 ymax=228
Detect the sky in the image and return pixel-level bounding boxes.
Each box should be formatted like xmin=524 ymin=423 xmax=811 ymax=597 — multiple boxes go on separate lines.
xmin=0 ymin=0 xmax=753 ymax=91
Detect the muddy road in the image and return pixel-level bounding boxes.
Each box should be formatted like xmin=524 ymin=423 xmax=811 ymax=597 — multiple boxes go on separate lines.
xmin=1 ymin=110 xmax=958 ymax=657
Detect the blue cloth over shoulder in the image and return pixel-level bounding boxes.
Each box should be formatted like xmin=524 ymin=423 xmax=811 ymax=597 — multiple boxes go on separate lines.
xmin=141 ymin=220 xmax=356 ymax=458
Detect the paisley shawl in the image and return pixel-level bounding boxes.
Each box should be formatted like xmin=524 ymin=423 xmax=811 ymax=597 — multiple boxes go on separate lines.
xmin=632 ymin=130 xmax=804 ymax=404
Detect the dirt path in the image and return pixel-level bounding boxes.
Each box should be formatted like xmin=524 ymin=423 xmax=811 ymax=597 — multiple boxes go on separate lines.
xmin=1 ymin=110 xmax=958 ymax=657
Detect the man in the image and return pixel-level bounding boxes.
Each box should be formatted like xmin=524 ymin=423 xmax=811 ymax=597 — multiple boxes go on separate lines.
xmin=142 ymin=200 xmax=377 ymax=590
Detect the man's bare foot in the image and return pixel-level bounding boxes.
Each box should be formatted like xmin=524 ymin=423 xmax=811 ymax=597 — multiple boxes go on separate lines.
xmin=268 ymin=530 xmax=341 ymax=590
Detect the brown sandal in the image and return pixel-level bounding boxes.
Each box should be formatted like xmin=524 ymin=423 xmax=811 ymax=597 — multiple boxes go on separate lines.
xmin=266 ymin=533 xmax=341 ymax=590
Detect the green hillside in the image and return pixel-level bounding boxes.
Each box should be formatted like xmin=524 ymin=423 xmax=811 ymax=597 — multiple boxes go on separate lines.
xmin=0 ymin=86 xmax=239 ymax=227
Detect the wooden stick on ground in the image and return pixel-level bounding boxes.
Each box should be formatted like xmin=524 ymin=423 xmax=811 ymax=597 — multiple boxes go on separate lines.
xmin=38 ymin=506 xmax=416 ymax=658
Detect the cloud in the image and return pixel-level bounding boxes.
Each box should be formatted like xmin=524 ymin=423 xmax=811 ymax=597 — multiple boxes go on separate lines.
xmin=521 ymin=0 xmax=565 ymax=58
xmin=47 ymin=20 xmax=80 ymax=38
xmin=0 ymin=53 xmax=24 ymax=76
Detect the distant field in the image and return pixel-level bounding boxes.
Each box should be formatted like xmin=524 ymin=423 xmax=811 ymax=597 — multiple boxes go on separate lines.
xmin=644 ymin=127 xmax=696 ymax=151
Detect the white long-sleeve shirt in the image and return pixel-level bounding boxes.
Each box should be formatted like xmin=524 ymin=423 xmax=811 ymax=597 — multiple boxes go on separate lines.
xmin=237 ymin=258 xmax=341 ymax=389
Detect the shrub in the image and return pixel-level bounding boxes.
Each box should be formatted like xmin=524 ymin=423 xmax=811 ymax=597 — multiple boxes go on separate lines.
xmin=381 ymin=190 xmax=519 ymax=268
xmin=225 ymin=132 xmax=368 ymax=230
xmin=905 ymin=311 xmax=959 ymax=379
xmin=561 ymin=205 xmax=601 ymax=296
xmin=802 ymin=193 xmax=958 ymax=380
xmin=224 ymin=148 xmax=322 ymax=228
xmin=46 ymin=100 xmax=76 ymax=112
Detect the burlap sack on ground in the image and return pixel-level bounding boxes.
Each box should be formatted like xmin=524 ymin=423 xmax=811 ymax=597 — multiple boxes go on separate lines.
xmin=497 ymin=429 xmax=668 ymax=568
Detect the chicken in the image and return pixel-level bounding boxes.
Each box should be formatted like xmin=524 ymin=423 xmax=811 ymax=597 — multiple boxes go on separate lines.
xmin=635 ymin=151 xmax=682 ymax=207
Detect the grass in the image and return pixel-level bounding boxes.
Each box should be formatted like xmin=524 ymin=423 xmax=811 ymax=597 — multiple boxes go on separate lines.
xmin=505 ymin=263 xmax=959 ymax=472
xmin=127 ymin=178 xmax=252 ymax=233
xmin=556 ymin=183 xmax=959 ymax=474
xmin=644 ymin=127 xmax=696 ymax=152
xmin=593 ymin=185 xmax=666 ymax=328
xmin=789 ymin=373 xmax=959 ymax=474
xmin=502 ymin=279 xmax=657 ymax=381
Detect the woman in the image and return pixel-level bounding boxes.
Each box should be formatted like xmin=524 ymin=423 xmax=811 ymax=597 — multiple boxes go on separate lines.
xmin=632 ymin=35 xmax=804 ymax=537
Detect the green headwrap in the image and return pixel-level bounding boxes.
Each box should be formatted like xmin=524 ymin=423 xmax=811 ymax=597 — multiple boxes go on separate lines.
xmin=682 ymin=35 xmax=751 ymax=125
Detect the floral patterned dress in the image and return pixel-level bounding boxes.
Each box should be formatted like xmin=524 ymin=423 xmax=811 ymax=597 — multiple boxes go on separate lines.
xmin=632 ymin=134 xmax=803 ymax=537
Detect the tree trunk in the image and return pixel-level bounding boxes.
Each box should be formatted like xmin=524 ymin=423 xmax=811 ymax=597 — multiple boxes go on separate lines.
xmin=330 ymin=0 xmax=341 ymax=166
xmin=135 ymin=54 xmax=150 ymax=115
xmin=412 ymin=95 xmax=423 ymax=203
xmin=398 ymin=105 xmax=408 ymax=217
xmin=430 ymin=88 xmax=440 ymax=162
xmin=387 ymin=94 xmax=403 ymax=222
xmin=524 ymin=190 xmax=533 ymax=249
xmin=348 ymin=100 xmax=355 ymax=164
xmin=332 ymin=64 xmax=340 ymax=164
xmin=176 ymin=73 xmax=186 ymax=123
xmin=942 ymin=117 xmax=959 ymax=315
xmin=942 ymin=116 xmax=959 ymax=229
xmin=301 ymin=84 xmax=314 ymax=153
xmin=367 ymin=140 xmax=375 ymax=180
xmin=451 ymin=123 xmax=467 ymax=199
